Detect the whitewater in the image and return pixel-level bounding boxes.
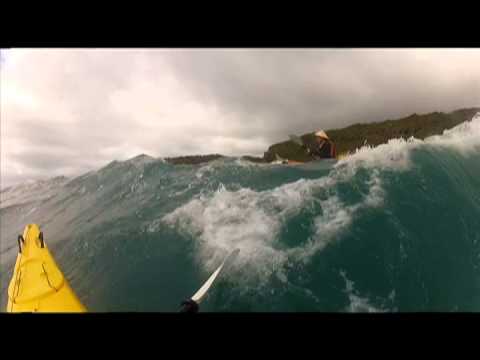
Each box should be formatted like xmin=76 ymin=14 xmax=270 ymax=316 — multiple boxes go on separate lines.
xmin=1 ymin=113 xmax=480 ymax=312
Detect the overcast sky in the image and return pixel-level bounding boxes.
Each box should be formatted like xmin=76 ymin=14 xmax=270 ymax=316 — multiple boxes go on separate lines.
xmin=1 ymin=48 xmax=480 ymax=187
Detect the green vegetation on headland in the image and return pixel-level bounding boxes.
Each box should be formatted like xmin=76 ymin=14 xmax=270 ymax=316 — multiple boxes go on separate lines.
xmin=164 ymin=107 xmax=480 ymax=165
xmin=164 ymin=154 xmax=225 ymax=165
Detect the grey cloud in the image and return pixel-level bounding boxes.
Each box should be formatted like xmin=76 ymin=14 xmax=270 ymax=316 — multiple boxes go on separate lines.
xmin=9 ymin=150 xmax=89 ymax=172
xmin=162 ymin=49 xmax=480 ymax=135
xmin=2 ymin=49 xmax=480 ymax=187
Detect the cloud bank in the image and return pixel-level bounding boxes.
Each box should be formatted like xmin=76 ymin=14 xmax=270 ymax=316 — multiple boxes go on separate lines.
xmin=1 ymin=48 xmax=479 ymax=186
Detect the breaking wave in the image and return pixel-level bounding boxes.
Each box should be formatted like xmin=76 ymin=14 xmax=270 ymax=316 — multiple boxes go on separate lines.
xmin=1 ymin=113 xmax=480 ymax=311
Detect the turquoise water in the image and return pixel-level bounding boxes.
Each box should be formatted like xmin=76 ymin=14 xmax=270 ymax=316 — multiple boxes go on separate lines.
xmin=2 ymin=114 xmax=480 ymax=312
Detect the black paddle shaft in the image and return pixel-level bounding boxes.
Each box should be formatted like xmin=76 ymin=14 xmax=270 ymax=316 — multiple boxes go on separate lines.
xmin=179 ymin=299 xmax=199 ymax=313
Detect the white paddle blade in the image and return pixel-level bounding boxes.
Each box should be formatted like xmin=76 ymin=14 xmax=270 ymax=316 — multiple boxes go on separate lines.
xmin=191 ymin=249 xmax=240 ymax=303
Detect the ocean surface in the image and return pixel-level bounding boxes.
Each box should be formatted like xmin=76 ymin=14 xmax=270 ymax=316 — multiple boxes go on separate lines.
xmin=2 ymin=113 xmax=480 ymax=312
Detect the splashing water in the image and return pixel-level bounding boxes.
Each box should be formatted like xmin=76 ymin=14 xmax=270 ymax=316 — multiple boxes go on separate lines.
xmin=1 ymin=113 xmax=480 ymax=312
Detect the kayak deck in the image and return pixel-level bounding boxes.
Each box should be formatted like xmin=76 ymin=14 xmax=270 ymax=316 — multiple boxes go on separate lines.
xmin=7 ymin=224 xmax=86 ymax=313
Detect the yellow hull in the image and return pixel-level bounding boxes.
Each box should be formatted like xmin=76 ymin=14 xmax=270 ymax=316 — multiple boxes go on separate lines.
xmin=7 ymin=224 xmax=86 ymax=313
xmin=336 ymin=152 xmax=350 ymax=160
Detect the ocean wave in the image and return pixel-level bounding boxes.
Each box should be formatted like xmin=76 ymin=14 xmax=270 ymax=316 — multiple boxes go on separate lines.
xmin=340 ymin=270 xmax=392 ymax=312
xmin=336 ymin=111 xmax=480 ymax=172
xmin=162 ymin=163 xmax=386 ymax=283
xmin=162 ymin=112 xmax=480 ymax=289
xmin=2 ymin=113 xmax=479 ymax=311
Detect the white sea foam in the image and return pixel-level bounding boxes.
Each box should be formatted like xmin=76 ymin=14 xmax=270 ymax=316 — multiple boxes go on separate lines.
xmin=336 ymin=137 xmax=422 ymax=173
xmin=161 ymin=114 xmax=480 ymax=282
xmin=163 ymin=185 xmax=287 ymax=280
xmin=162 ymin=158 xmax=385 ymax=282
xmin=425 ymin=112 xmax=480 ymax=154
xmin=337 ymin=112 xmax=480 ymax=172
xmin=290 ymin=170 xmax=384 ymax=261
xmin=340 ymin=270 xmax=386 ymax=313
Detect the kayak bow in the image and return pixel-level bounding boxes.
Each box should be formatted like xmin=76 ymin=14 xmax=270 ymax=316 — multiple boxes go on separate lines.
xmin=7 ymin=224 xmax=86 ymax=313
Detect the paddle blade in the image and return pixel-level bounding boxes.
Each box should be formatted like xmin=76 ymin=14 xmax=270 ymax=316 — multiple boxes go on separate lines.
xmin=191 ymin=248 xmax=240 ymax=304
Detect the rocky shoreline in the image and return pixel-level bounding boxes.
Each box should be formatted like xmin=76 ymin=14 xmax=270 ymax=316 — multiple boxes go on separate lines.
xmin=164 ymin=107 xmax=480 ymax=165
xmin=164 ymin=154 xmax=225 ymax=165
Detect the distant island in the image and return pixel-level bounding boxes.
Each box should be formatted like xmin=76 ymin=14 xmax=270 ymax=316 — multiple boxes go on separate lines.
xmin=164 ymin=154 xmax=225 ymax=165
xmin=164 ymin=107 xmax=480 ymax=165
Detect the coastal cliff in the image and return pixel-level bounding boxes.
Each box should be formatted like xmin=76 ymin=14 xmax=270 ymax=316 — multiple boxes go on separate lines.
xmin=164 ymin=107 xmax=480 ymax=165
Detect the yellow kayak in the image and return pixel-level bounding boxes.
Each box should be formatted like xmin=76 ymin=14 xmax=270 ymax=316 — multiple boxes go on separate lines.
xmin=7 ymin=224 xmax=86 ymax=312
